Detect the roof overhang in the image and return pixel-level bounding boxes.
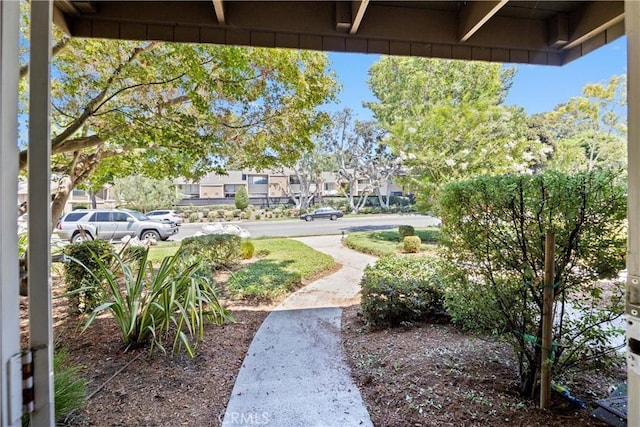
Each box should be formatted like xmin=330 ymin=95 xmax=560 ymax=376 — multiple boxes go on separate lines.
xmin=53 ymin=1 xmax=625 ymax=66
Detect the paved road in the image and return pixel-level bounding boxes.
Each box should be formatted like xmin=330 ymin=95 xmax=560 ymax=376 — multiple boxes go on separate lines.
xmin=172 ymin=214 xmax=441 ymax=240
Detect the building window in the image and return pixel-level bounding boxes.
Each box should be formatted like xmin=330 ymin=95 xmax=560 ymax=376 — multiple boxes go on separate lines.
xmin=249 ymin=175 xmax=268 ymax=185
xmin=224 ymin=184 xmax=244 ymax=197
xmin=289 ymin=176 xmax=301 ymax=185
xmin=72 ymin=189 xmax=86 ymax=197
xmin=241 ymin=174 xmax=247 ymax=181
xmin=178 ymin=184 xmax=199 ymax=198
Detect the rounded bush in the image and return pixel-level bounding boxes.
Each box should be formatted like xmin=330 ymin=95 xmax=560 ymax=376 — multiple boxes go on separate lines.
xmin=360 ymin=255 xmax=444 ymax=328
xmin=398 ymin=225 xmax=415 ymax=240
xmin=403 ymin=235 xmax=421 ymax=253
xmin=235 ymin=186 xmax=249 ymax=210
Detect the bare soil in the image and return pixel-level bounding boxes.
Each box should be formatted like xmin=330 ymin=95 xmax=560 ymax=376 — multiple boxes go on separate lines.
xmin=24 ymin=272 xmax=624 ymax=426
xmin=341 ymin=305 xmax=625 ymax=427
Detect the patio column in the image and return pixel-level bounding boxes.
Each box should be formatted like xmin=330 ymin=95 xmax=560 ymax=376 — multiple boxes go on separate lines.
xmin=27 ymin=1 xmax=54 ymax=425
xmin=0 ymin=1 xmax=22 ymax=426
xmin=627 ymin=1 xmax=640 ymax=426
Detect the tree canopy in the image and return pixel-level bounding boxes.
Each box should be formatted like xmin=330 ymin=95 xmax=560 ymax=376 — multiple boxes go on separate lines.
xmin=366 ymin=57 xmax=547 ymax=210
xmin=113 ymin=175 xmax=179 ymax=213
xmin=543 ymin=75 xmax=627 ymax=173
xmin=19 ymin=5 xmax=339 ymax=226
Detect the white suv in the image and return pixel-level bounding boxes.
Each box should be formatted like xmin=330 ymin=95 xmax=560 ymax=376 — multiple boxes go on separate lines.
xmin=56 ymin=209 xmax=179 ymax=243
xmin=145 ymin=209 xmax=183 ymax=225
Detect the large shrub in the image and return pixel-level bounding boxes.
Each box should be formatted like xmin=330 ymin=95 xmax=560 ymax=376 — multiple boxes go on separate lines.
xmin=438 ymin=170 xmax=626 ymax=396
xmin=179 ymin=234 xmax=241 ymax=270
xmin=360 ymin=255 xmax=444 ymax=328
xmin=63 ymin=239 xmax=114 ymax=313
xmin=234 ymin=186 xmax=249 ymax=210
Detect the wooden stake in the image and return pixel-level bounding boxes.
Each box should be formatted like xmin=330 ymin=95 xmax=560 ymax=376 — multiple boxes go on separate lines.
xmin=540 ymin=230 xmax=555 ymax=409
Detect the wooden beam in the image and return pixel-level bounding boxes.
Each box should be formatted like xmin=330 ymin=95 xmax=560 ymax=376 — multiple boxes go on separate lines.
xmin=349 ymin=0 xmax=369 ymax=35
xmin=458 ymin=0 xmax=508 ymax=42
xmin=626 ymin=1 xmax=640 ymax=426
xmin=563 ymin=1 xmax=624 ymax=50
xmin=548 ymin=13 xmax=569 ymax=48
xmin=212 ymin=0 xmax=225 ymax=25
xmin=53 ymin=4 xmax=71 ymax=34
xmin=336 ymin=1 xmax=351 ymax=32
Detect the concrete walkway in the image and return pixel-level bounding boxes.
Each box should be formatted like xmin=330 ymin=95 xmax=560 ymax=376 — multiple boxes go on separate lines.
xmin=222 ymin=235 xmax=377 ymax=427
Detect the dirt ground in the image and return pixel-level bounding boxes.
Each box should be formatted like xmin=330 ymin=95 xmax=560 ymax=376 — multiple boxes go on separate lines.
xmin=341 ymin=305 xmax=625 ymax=427
xmin=23 ymin=273 xmax=625 ymax=426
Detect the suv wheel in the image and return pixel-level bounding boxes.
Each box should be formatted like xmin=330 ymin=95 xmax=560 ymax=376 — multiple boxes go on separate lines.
xmin=305 ymin=216 xmax=313 ymax=221
xmin=141 ymin=230 xmax=160 ymax=241
xmin=330 ymin=215 xmax=337 ymax=220
xmin=71 ymin=232 xmax=92 ymax=243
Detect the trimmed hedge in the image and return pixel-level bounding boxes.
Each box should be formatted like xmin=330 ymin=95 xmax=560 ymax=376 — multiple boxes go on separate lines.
xmin=360 ymin=255 xmax=444 ymax=328
xmin=63 ymin=239 xmax=114 ymax=313
xmin=179 ymin=234 xmax=241 ymax=270
xmin=398 ymin=225 xmax=415 ymax=240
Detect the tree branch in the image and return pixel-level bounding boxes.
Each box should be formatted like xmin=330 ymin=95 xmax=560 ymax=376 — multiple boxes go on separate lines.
xmin=19 ymin=135 xmax=104 ymax=170
xmin=20 ymin=36 xmax=70 ymax=81
xmin=51 ymin=42 xmax=158 ymax=148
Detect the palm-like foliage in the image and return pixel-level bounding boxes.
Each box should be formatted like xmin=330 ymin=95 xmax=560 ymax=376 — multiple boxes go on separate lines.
xmin=81 ymin=248 xmax=233 ymax=356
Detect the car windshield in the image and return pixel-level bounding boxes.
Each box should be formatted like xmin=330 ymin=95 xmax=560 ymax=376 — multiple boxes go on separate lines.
xmin=127 ymin=210 xmax=149 ymax=221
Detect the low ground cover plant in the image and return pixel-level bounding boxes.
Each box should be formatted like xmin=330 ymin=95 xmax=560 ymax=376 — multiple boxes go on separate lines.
xmin=52 ymin=348 xmax=88 ymax=423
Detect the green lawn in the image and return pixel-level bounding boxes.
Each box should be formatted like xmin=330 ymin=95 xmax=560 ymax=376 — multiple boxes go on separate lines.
xmin=149 ymin=238 xmax=336 ymax=302
xmin=345 ymin=227 xmax=441 ymax=257
xmin=147 ymin=242 xmax=181 ymax=264
xmin=225 ymin=238 xmax=336 ymax=301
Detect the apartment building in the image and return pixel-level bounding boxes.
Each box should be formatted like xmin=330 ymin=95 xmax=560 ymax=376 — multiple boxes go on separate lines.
xmin=17 ymin=170 xmax=403 ymax=214
xmin=174 ymin=169 xmax=403 ymax=206
xmin=17 ymin=179 xmax=116 ymax=214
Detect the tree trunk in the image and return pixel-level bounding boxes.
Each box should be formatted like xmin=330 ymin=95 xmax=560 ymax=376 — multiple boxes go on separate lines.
xmin=50 ymin=176 xmax=74 ymax=231
xmin=377 ymin=191 xmax=385 ymax=209
xmin=90 ymin=190 xmax=97 ymax=208
xmin=519 ymin=343 xmax=542 ymax=397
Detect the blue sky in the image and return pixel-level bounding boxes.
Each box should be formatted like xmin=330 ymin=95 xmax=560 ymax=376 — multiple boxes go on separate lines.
xmin=325 ymin=36 xmax=627 ymax=120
